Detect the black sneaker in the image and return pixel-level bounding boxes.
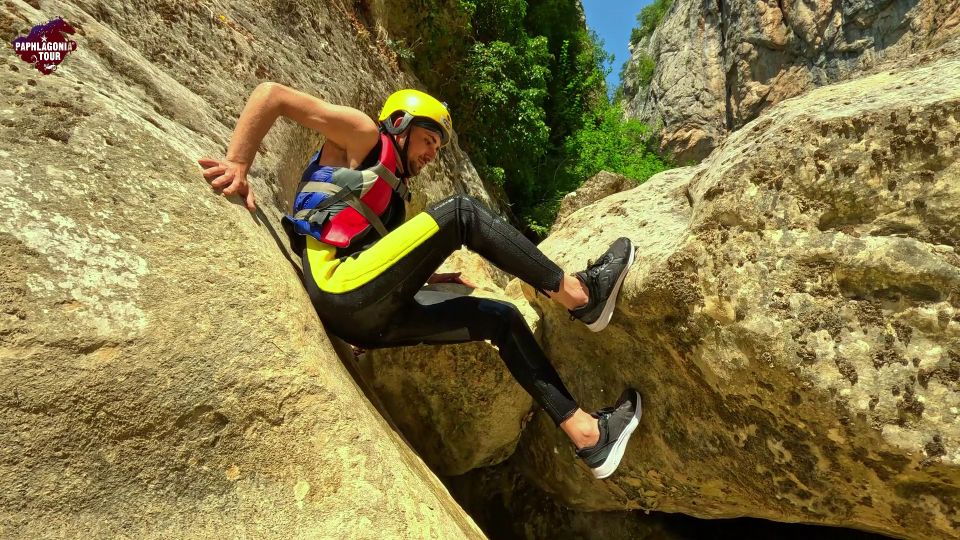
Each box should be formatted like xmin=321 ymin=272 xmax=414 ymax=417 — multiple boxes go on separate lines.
xmin=569 ymin=237 xmax=635 ymax=332
xmin=576 ymin=389 xmax=642 ymax=479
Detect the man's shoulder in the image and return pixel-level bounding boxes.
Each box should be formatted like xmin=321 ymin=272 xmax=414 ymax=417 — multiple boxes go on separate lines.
xmin=317 ymin=131 xmax=382 ymax=169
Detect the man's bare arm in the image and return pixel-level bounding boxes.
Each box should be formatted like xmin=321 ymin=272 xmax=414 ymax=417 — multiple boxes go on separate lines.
xmin=225 ymin=82 xmax=380 ymax=169
xmin=270 ymin=83 xmax=380 ymax=165
xmin=221 ymin=82 xmax=274 ymax=171
xmin=202 ymin=83 xmax=380 ymax=211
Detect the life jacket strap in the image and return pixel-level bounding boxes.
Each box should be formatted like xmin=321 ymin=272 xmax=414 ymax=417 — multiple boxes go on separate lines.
xmin=293 ymin=181 xmax=390 ymax=238
xmin=340 ymin=190 xmax=390 ymax=237
xmin=298 ymin=181 xmax=341 ymax=195
xmin=367 ymin=162 xmax=408 ymax=201
xmin=292 ymin=182 xmax=345 ymax=222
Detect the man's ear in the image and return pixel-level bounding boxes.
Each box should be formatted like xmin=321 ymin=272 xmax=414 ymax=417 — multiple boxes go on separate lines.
xmin=393 ymin=117 xmax=404 ymax=128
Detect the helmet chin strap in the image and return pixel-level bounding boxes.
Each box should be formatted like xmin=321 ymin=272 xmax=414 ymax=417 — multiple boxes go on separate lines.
xmin=401 ymin=131 xmax=413 ymax=178
xmin=383 ymin=128 xmax=412 ymax=180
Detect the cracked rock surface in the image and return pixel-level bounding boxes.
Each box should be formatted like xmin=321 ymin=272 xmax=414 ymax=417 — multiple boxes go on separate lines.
xmin=520 ymin=52 xmax=960 ymax=540
xmin=622 ymin=0 xmax=960 ymax=163
xmin=0 ymin=0 xmax=488 ymax=537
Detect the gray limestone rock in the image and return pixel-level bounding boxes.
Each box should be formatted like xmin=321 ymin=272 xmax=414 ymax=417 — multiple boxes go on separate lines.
xmin=0 ymin=0 xmax=487 ymax=537
xmin=518 ymin=53 xmax=960 ymax=540
xmin=553 ymin=171 xmax=637 ymax=232
xmin=622 ymin=0 xmax=960 ymax=163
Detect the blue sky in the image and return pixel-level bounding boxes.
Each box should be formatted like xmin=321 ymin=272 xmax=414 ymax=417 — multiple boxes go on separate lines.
xmin=580 ymin=0 xmax=654 ymax=95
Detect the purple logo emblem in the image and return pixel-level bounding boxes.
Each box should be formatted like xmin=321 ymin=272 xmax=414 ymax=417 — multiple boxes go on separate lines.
xmin=11 ymin=17 xmax=78 ymax=75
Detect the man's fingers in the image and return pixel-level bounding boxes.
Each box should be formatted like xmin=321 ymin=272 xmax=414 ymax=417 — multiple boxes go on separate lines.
xmin=433 ymin=272 xmax=477 ymax=288
xmin=202 ymin=165 xmax=227 ymax=180
xmin=222 ymin=179 xmax=242 ymax=196
xmin=201 ymin=157 xmax=255 ymax=210
xmin=210 ymin=171 xmax=236 ymax=188
xmin=451 ymin=272 xmax=476 ymax=288
xmin=458 ymin=276 xmax=477 ymax=288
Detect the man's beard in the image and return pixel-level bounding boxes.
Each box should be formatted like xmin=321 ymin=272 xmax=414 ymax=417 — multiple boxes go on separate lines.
xmin=406 ymin=157 xmax=421 ymax=176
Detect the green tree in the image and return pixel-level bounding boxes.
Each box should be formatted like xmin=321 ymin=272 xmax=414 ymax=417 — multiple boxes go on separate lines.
xmin=472 ymin=0 xmax=526 ymax=43
xmin=629 ymin=0 xmax=674 ymax=45
xmin=376 ymin=0 xmax=674 ymax=238
xmin=460 ymin=37 xmax=552 ymax=203
xmin=562 ymin=102 xmax=668 ymax=183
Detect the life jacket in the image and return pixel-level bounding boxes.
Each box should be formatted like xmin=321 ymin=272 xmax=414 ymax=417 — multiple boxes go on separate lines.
xmin=283 ymin=131 xmax=408 ymax=249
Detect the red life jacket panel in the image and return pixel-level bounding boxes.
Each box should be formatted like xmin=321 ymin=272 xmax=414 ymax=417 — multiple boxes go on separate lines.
xmin=319 ymin=132 xmax=401 ymax=247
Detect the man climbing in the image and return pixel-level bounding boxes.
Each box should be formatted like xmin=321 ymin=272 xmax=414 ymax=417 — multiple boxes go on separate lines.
xmin=198 ymin=82 xmax=641 ymax=479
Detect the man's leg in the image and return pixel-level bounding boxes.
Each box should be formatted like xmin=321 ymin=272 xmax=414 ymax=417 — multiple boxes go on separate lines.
xmin=357 ymin=289 xmax=581 ymax=426
xmin=303 ymin=195 xmax=638 ymax=476
xmin=308 ymin=195 xmax=584 ymax=308
xmin=303 ymin=202 xmax=596 ymax=431
xmin=307 ymin=195 xmax=630 ymax=327
xmin=419 ymin=194 xmax=568 ymax=298
xmin=422 ymin=195 xmax=633 ymax=331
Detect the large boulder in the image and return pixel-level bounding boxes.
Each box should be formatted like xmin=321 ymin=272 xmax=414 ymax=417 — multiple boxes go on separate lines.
xmin=553 ymin=171 xmax=636 ymax=232
xmin=622 ymin=0 xmax=960 ymax=163
xmin=517 ymin=52 xmax=960 ymax=539
xmin=0 ymin=0 xmax=486 ymax=536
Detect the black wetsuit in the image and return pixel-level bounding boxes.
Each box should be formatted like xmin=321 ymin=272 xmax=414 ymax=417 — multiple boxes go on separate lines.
xmin=298 ymin=144 xmax=579 ymax=426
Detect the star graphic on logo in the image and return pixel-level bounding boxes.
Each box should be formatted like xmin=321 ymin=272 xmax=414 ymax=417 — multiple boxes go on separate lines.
xmin=41 ymin=35 xmax=47 ymax=42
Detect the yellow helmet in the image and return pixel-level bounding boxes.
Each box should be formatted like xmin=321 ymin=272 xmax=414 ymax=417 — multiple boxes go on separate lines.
xmin=378 ymin=89 xmax=453 ymax=146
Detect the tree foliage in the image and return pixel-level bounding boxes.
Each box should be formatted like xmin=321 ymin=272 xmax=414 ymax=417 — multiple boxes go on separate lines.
xmin=461 ymin=37 xmax=551 ymax=197
xmin=381 ymin=0 xmax=673 ymax=238
xmin=562 ymin=102 xmax=668 ymax=183
xmin=629 ymin=0 xmax=674 ymax=46
xmin=634 ymin=51 xmax=655 ymax=87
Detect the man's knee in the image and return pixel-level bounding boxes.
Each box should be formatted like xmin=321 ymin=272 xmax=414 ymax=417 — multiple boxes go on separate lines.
xmin=438 ymin=194 xmax=485 ymax=213
xmin=459 ymin=194 xmax=484 ymax=208
xmin=428 ymin=194 xmax=481 ymax=219
xmin=477 ymin=299 xmax=526 ymax=338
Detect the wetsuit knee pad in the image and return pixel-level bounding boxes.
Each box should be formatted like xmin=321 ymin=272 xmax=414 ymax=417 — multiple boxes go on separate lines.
xmin=476 ymin=299 xmax=528 ymax=343
xmin=455 ymin=194 xmax=483 ymax=209
xmin=428 ymin=194 xmax=486 ymax=222
xmin=429 ymin=194 xmax=496 ymax=246
xmin=477 ymin=298 xmax=523 ymax=323
xmin=426 ymin=194 xmax=563 ymax=295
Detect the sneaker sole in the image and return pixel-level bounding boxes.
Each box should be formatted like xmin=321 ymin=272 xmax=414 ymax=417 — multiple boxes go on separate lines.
xmin=592 ymin=391 xmax=643 ymax=480
xmin=585 ymin=242 xmax=636 ymax=332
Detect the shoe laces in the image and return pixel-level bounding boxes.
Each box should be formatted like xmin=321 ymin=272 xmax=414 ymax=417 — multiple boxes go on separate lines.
xmin=594 ymin=406 xmax=615 ymax=418
xmin=569 ymin=253 xmax=615 ymax=321
xmin=585 ymin=252 xmax=615 ymax=278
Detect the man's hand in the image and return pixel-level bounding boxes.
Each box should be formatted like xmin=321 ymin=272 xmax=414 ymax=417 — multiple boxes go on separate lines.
xmin=427 ymin=272 xmax=477 ymax=289
xmin=198 ymin=157 xmax=256 ymax=211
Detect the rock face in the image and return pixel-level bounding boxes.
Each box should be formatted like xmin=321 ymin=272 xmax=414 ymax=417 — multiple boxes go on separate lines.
xmin=0 ymin=0 xmax=487 ymax=536
xmin=518 ymin=53 xmax=960 ymax=539
xmin=552 ymin=171 xmax=636 ymax=232
xmin=622 ymin=0 xmax=960 ymax=163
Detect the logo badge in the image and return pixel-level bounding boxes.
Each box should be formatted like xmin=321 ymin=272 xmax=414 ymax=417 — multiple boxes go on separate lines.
xmin=11 ymin=17 xmax=78 ymax=75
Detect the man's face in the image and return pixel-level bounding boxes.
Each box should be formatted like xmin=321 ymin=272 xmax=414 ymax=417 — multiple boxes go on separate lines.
xmin=399 ymin=125 xmax=442 ymax=176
